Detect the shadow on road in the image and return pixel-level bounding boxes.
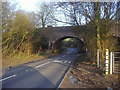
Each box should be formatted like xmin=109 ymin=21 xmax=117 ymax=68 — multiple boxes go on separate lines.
xmin=2 ymin=65 xmax=55 ymax=88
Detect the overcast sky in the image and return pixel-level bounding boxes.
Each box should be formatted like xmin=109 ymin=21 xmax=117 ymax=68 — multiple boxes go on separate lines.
xmin=13 ymin=0 xmax=72 ymax=26
xmin=12 ymin=0 xmax=118 ymax=12
xmin=15 ymin=0 xmax=42 ymax=12
xmin=9 ymin=0 xmax=118 ymax=26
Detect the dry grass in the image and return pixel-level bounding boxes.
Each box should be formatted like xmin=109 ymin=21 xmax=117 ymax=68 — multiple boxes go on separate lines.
xmin=60 ymin=54 xmax=119 ymax=88
xmin=2 ymin=55 xmax=44 ymax=69
xmin=2 ymin=52 xmax=57 ymax=69
xmin=71 ymin=63 xmax=119 ymax=88
xmin=70 ymin=54 xmax=119 ymax=88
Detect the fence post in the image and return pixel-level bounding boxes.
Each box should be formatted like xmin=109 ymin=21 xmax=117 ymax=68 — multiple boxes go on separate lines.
xmin=48 ymin=42 xmax=51 ymax=53
xmin=113 ymin=52 xmax=114 ymax=73
xmin=110 ymin=52 xmax=113 ymax=74
xmin=97 ymin=49 xmax=100 ymax=67
xmin=105 ymin=49 xmax=109 ymax=75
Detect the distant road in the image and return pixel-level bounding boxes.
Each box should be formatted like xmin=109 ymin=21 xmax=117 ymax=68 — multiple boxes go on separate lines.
xmin=1 ymin=48 xmax=78 ymax=88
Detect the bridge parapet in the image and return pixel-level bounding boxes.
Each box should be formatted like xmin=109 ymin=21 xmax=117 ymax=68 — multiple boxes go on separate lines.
xmin=42 ymin=26 xmax=86 ymax=43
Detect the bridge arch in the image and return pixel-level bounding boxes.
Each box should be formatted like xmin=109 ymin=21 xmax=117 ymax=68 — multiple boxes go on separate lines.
xmin=50 ymin=36 xmax=85 ymax=53
xmin=41 ymin=26 xmax=86 ymax=52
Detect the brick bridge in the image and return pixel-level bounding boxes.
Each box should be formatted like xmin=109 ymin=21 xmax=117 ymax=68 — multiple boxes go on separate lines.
xmin=41 ymin=26 xmax=86 ymax=51
xmin=40 ymin=25 xmax=119 ymax=51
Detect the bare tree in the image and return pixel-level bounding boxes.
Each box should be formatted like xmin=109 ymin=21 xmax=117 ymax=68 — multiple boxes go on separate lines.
xmin=55 ymin=2 xmax=119 ymax=68
xmin=117 ymin=1 xmax=120 ymax=20
xmin=54 ymin=2 xmax=84 ymax=25
xmin=2 ymin=2 xmax=17 ymax=32
xmin=35 ymin=2 xmax=56 ymax=28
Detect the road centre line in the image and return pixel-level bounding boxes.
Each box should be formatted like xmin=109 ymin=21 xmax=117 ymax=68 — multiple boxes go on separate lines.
xmin=36 ymin=62 xmax=50 ymax=68
xmin=62 ymin=55 xmax=65 ymax=57
xmin=0 ymin=74 xmax=16 ymax=82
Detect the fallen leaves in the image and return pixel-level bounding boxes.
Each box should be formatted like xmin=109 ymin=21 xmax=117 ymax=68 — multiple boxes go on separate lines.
xmin=70 ymin=62 xmax=119 ymax=88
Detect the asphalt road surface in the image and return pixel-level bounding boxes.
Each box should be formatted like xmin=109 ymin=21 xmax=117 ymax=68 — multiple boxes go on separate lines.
xmin=1 ymin=48 xmax=79 ymax=88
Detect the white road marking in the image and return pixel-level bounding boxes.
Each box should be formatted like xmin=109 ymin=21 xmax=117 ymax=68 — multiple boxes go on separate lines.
xmin=36 ymin=62 xmax=50 ymax=68
xmin=62 ymin=55 xmax=65 ymax=57
xmin=59 ymin=60 xmax=63 ymax=63
xmin=0 ymin=74 xmax=16 ymax=82
xmin=55 ymin=58 xmax=61 ymax=60
xmin=26 ymin=70 xmax=28 ymax=72
xmin=64 ymin=61 xmax=67 ymax=63
xmin=54 ymin=60 xmax=60 ymax=63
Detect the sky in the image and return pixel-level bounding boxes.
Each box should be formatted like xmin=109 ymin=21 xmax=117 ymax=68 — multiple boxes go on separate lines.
xmin=15 ymin=0 xmax=41 ymax=12
xmin=13 ymin=0 xmax=70 ymax=26
xmin=12 ymin=0 xmax=116 ymax=26
xmin=14 ymin=0 xmax=117 ymax=12
xmin=15 ymin=0 xmax=67 ymax=12
xmin=6 ymin=0 xmax=118 ymax=26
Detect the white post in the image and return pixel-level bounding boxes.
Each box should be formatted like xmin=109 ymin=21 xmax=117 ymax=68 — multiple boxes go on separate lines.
xmin=105 ymin=49 xmax=109 ymax=75
xmin=48 ymin=42 xmax=51 ymax=53
xmin=97 ymin=49 xmax=100 ymax=67
xmin=110 ymin=52 xmax=113 ymax=74
xmin=113 ymin=53 xmax=115 ymax=73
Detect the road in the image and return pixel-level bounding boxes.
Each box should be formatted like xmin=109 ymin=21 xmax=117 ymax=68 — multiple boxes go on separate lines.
xmin=1 ymin=48 xmax=79 ymax=88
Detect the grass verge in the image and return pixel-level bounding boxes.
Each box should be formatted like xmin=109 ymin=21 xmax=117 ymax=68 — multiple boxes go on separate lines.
xmin=2 ymin=52 xmax=56 ymax=69
xmin=60 ymin=54 xmax=119 ymax=88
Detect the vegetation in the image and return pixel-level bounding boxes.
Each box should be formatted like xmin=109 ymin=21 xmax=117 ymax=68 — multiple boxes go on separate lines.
xmin=55 ymin=2 xmax=120 ymax=69
xmin=2 ymin=2 xmax=49 ymax=59
xmin=60 ymin=38 xmax=85 ymax=52
xmin=34 ymin=2 xmax=56 ymax=28
xmin=1 ymin=1 xmax=120 ymax=70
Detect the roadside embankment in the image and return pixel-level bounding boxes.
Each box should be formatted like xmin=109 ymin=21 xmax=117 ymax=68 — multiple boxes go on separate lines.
xmin=2 ymin=52 xmax=57 ymax=69
xmin=60 ymin=54 xmax=119 ymax=88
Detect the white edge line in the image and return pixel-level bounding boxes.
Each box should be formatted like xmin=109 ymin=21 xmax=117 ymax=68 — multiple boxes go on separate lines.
xmin=58 ymin=67 xmax=71 ymax=88
xmin=36 ymin=62 xmax=50 ymax=68
xmin=0 ymin=74 xmax=16 ymax=82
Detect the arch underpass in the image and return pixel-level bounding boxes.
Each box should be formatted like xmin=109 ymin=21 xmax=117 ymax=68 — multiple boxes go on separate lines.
xmin=39 ymin=25 xmax=119 ymax=53
xmin=41 ymin=26 xmax=86 ymax=53
xmin=51 ymin=36 xmax=85 ymax=53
